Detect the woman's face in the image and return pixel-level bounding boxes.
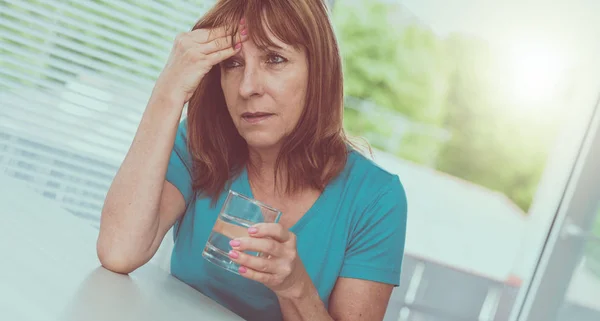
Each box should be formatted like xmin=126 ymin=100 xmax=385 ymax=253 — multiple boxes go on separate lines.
xmin=220 ymin=28 xmax=308 ymax=152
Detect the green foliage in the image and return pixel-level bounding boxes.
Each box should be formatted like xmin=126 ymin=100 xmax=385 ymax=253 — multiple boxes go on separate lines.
xmin=334 ymin=0 xmax=562 ymax=212
xmin=398 ymin=133 xmax=443 ymax=166
xmin=435 ymin=34 xmax=555 ymax=211
xmin=342 ymin=107 xmax=391 ymax=151
xmin=333 ymin=0 xmax=449 ymax=125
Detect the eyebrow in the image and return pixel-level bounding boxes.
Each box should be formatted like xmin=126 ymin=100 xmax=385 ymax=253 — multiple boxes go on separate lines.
xmin=259 ymin=44 xmax=287 ymax=53
xmin=228 ymin=45 xmax=294 ymax=60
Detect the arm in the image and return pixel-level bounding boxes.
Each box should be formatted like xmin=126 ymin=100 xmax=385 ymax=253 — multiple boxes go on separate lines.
xmin=97 ymin=94 xmax=187 ymax=274
xmin=278 ymin=282 xmax=331 ymax=321
xmin=277 ymin=277 xmax=393 ymax=321
xmin=228 ymin=227 xmax=334 ymax=321
xmin=97 ymin=24 xmax=247 ymax=274
xmin=328 ymin=278 xmax=393 ymax=320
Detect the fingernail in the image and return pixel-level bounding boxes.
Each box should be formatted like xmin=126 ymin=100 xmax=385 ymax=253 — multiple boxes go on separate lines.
xmin=240 ymin=17 xmax=246 ymax=25
xmin=248 ymin=227 xmax=258 ymax=234
xmin=228 ymin=250 xmax=239 ymax=259
xmin=235 ymin=42 xmax=242 ymax=50
xmin=230 ymin=239 xmax=241 ymax=247
xmin=240 ymin=28 xmax=248 ymax=36
xmin=239 ymin=266 xmax=247 ymax=274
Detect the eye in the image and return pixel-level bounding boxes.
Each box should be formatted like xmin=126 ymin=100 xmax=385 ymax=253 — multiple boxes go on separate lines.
xmin=222 ymin=59 xmax=242 ymax=69
xmin=266 ymin=53 xmax=287 ymax=65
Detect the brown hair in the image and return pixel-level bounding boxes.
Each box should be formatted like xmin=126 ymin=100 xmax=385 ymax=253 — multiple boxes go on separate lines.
xmin=186 ymin=0 xmax=350 ymax=204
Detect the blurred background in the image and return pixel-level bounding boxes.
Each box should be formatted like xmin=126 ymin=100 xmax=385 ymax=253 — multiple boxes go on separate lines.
xmin=1 ymin=0 xmax=599 ymax=320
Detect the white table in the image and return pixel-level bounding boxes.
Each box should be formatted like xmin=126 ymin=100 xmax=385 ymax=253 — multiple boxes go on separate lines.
xmin=0 ymin=175 xmax=244 ymax=321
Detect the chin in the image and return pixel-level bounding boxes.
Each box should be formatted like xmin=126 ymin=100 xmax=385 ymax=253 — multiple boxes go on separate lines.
xmin=241 ymin=132 xmax=283 ymax=151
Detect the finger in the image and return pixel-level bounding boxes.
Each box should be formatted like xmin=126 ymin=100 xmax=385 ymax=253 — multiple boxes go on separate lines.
xmin=189 ymin=26 xmax=229 ymax=43
xmin=238 ymin=265 xmax=275 ymax=285
xmin=228 ymin=250 xmax=276 ymax=273
xmin=190 ymin=18 xmax=245 ymax=44
xmin=201 ymin=32 xmax=247 ymax=55
xmin=205 ymin=43 xmax=242 ymax=65
xmin=230 ymin=237 xmax=283 ymax=256
xmin=249 ymin=223 xmax=291 ymax=243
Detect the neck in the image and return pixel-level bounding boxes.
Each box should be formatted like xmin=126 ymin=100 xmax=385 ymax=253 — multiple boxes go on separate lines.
xmin=247 ymin=146 xmax=285 ymax=195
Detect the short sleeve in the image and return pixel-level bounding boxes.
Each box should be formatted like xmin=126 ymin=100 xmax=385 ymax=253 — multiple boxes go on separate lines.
xmin=165 ymin=120 xmax=193 ymax=206
xmin=340 ymin=176 xmax=408 ymax=286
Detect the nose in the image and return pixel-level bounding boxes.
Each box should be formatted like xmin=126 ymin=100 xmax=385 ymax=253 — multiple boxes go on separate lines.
xmin=238 ymin=63 xmax=264 ymax=99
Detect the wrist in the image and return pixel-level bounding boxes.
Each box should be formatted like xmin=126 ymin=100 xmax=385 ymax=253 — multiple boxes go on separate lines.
xmin=149 ymin=89 xmax=186 ymax=108
xmin=149 ymin=78 xmax=188 ymax=105
xmin=146 ymin=90 xmax=186 ymax=118
xmin=277 ymin=279 xmax=333 ymax=321
xmin=278 ymin=276 xmax=314 ymax=301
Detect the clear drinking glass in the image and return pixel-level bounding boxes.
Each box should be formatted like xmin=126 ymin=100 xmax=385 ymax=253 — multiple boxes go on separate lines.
xmin=202 ymin=190 xmax=282 ymax=274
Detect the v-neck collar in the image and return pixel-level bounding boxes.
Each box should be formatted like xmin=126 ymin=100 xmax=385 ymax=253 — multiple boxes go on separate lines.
xmin=238 ymin=167 xmax=329 ymax=233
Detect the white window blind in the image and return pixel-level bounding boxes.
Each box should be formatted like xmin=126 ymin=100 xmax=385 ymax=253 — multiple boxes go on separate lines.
xmin=0 ymin=0 xmax=214 ymax=226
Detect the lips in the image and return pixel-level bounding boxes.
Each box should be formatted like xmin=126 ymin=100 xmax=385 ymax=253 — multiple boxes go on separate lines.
xmin=242 ymin=112 xmax=274 ymax=118
xmin=241 ymin=112 xmax=274 ymax=124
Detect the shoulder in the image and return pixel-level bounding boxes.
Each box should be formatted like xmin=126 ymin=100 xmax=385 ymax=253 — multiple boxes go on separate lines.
xmin=331 ymin=149 xmax=407 ymax=220
xmin=342 ymin=149 xmax=406 ymax=199
xmin=337 ymin=150 xmax=407 ymax=262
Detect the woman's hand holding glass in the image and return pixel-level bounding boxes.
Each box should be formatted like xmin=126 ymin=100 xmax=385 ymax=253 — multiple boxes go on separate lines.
xmin=153 ymin=19 xmax=247 ymax=104
xmin=228 ymin=223 xmax=311 ymax=299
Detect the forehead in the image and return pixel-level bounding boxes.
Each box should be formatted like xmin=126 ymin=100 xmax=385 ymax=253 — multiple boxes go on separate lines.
xmin=242 ymin=18 xmax=302 ymax=53
xmin=241 ymin=38 xmax=295 ymax=56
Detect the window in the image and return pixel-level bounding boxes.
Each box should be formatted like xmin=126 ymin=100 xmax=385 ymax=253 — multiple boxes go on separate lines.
xmin=517 ymin=108 xmax=600 ymax=321
xmin=330 ymin=1 xmax=600 ymax=320
xmin=0 ymin=0 xmax=214 ymax=226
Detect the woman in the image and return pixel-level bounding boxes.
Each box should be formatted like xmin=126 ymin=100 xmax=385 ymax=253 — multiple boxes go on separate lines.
xmin=97 ymin=0 xmax=407 ymax=320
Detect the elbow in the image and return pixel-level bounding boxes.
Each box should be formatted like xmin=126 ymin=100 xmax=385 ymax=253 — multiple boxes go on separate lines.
xmin=96 ymin=206 xmax=156 ymax=275
xmin=96 ymin=237 xmax=142 ymax=275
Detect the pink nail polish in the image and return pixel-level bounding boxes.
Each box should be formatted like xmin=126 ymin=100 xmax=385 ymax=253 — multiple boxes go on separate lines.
xmin=239 ymin=266 xmax=247 ymax=274
xmin=240 ymin=17 xmax=246 ymax=25
xmin=229 ymin=250 xmax=239 ymax=259
xmin=230 ymin=239 xmax=241 ymax=247
xmin=248 ymin=227 xmax=258 ymax=234
xmin=234 ymin=43 xmax=242 ymax=50
xmin=240 ymin=28 xmax=248 ymax=36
